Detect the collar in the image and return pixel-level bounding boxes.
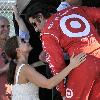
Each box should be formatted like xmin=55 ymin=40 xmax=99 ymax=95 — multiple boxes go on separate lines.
xmin=61 ymin=1 xmax=70 ymax=6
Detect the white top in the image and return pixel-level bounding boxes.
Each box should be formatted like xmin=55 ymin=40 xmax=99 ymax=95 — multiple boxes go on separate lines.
xmin=57 ymin=1 xmax=70 ymax=11
xmin=12 ymin=64 xmax=40 ymax=100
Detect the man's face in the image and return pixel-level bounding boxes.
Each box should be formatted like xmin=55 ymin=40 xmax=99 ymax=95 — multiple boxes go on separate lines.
xmin=0 ymin=19 xmax=10 ymax=48
xmin=29 ymin=14 xmax=45 ymax=32
xmin=67 ymin=0 xmax=82 ymax=6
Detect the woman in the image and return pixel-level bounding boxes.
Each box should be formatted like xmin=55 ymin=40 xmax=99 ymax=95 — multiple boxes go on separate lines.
xmin=4 ymin=36 xmax=86 ymax=100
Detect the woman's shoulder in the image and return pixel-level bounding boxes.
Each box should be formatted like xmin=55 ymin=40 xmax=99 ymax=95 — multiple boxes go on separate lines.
xmin=22 ymin=64 xmax=36 ymax=74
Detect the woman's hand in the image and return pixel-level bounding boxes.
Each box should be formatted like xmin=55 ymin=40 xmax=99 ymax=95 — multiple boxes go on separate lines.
xmin=69 ymin=52 xmax=87 ymax=70
xmin=39 ymin=51 xmax=47 ymax=63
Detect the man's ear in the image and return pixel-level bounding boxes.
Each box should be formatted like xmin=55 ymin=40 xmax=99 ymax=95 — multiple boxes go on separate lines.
xmin=36 ymin=13 xmax=44 ymax=23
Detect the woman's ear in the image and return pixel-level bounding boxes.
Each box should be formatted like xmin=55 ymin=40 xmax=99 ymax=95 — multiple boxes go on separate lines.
xmin=16 ymin=48 xmax=20 ymax=54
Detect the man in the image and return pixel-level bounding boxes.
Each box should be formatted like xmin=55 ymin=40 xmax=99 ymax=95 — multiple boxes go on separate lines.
xmin=39 ymin=0 xmax=83 ymax=65
xmin=0 ymin=16 xmax=11 ymax=100
xmin=26 ymin=2 xmax=100 ymax=99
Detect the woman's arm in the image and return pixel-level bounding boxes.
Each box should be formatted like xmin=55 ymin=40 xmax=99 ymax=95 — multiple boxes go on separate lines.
xmin=25 ymin=52 xmax=86 ymax=89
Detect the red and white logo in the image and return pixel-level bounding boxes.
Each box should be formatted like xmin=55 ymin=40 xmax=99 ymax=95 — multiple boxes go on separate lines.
xmin=66 ymin=88 xmax=73 ymax=98
xmin=60 ymin=14 xmax=90 ymax=37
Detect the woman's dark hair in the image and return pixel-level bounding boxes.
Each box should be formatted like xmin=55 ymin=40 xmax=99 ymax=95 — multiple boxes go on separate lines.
xmin=26 ymin=2 xmax=55 ymax=21
xmin=5 ymin=36 xmax=19 ymax=84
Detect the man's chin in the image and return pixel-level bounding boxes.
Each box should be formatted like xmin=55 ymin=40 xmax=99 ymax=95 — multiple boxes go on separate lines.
xmin=35 ymin=29 xmax=39 ymax=32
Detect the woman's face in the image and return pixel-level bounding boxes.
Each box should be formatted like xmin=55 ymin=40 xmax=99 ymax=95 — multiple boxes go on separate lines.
xmin=18 ymin=38 xmax=32 ymax=54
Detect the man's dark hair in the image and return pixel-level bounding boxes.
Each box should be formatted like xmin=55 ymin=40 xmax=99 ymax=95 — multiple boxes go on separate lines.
xmin=26 ymin=2 xmax=54 ymax=20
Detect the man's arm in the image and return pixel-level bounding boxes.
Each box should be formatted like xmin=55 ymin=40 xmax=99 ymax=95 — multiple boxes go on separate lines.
xmin=83 ymin=7 xmax=100 ymax=23
xmin=42 ymin=34 xmax=66 ymax=96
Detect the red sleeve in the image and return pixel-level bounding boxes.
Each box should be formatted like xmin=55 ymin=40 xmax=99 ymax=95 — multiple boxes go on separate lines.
xmin=97 ymin=19 xmax=100 ymax=36
xmin=83 ymin=7 xmax=100 ymax=23
xmin=83 ymin=7 xmax=100 ymax=38
xmin=42 ymin=34 xmax=66 ymax=96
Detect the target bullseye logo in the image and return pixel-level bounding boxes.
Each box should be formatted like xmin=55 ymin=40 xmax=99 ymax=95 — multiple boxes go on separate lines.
xmin=66 ymin=88 xmax=73 ymax=98
xmin=60 ymin=14 xmax=90 ymax=37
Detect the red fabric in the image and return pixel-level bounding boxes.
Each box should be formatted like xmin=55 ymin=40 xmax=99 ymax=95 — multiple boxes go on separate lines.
xmin=0 ymin=49 xmax=11 ymax=100
xmin=41 ymin=6 xmax=100 ymax=98
xmin=89 ymin=76 xmax=100 ymax=100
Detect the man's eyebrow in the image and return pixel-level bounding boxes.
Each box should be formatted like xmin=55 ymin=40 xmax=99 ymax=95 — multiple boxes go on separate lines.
xmin=0 ymin=25 xmax=10 ymax=27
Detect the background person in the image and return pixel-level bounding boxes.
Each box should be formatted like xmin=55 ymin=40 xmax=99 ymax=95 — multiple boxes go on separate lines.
xmin=0 ymin=16 xmax=11 ymax=100
xmin=12 ymin=6 xmax=30 ymax=42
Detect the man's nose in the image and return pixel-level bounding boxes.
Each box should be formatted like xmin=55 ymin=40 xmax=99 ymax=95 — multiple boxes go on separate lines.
xmin=4 ymin=26 xmax=9 ymax=31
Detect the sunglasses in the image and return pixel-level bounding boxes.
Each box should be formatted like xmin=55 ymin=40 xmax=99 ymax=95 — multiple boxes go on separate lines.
xmin=21 ymin=38 xmax=28 ymax=43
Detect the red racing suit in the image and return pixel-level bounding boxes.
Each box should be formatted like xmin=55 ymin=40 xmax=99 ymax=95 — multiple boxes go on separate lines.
xmin=41 ymin=6 xmax=100 ymax=99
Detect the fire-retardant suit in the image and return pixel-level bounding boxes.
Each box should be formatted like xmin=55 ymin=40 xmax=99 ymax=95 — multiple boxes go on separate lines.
xmin=40 ymin=6 xmax=100 ymax=100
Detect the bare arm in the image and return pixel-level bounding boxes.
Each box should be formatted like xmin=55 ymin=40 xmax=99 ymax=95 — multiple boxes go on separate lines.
xmin=13 ymin=5 xmax=29 ymax=33
xmin=25 ymin=52 xmax=86 ymax=89
xmin=13 ymin=5 xmax=30 ymax=42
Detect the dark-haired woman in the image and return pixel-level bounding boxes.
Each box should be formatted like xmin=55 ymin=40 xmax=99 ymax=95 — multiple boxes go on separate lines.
xmin=5 ymin=36 xmax=86 ymax=100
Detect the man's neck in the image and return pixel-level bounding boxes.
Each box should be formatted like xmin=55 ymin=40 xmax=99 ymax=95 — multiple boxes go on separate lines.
xmin=61 ymin=0 xmax=66 ymax=2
